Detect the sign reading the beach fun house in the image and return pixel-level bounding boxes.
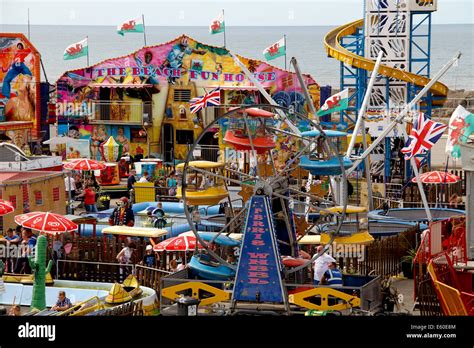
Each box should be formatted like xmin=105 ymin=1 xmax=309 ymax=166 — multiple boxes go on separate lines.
xmin=232 ymin=195 xmax=285 ymax=304
xmin=94 ymin=66 xmax=277 ymax=84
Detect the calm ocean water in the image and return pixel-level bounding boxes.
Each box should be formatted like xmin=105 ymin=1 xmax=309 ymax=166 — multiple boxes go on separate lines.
xmin=1 ymin=24 xmax=473 ymax=89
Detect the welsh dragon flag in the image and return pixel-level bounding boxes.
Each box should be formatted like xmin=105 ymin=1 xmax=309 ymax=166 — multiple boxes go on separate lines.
xmin=263 ymin=37 xmax=286 ymax=61
xmin=317 ymin=89 xmax=349 ymax=117
xmin=117 ymin=17 xmax=144 ymax=36
xmin=63 ymin=38 xmax=88 ymax=60
xmin=209 ymin=10 xmax=225 ymax=34
xmin=446 ymin=105 xmax=474 ymax=159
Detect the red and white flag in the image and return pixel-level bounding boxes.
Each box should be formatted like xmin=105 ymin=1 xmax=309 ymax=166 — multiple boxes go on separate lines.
xmin=401 ymin=112 xmax=447 ymax=160
xmin=189 ymin=87 xmax=221 ymax=114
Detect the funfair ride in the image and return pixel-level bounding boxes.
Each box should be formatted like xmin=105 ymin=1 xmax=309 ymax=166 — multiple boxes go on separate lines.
xmin=180 ymin=105 xmax=349 ymax=278
xmin=325 ymin=0 xmax=445 ymax=181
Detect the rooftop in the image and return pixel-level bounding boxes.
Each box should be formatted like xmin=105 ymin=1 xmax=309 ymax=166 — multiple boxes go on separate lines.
xmin=0 ymin=171 xmax=63 ymax=184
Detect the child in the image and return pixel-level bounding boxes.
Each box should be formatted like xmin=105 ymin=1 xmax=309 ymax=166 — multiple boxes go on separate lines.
xmin=4 ymin=228 xmax=20 ymax=272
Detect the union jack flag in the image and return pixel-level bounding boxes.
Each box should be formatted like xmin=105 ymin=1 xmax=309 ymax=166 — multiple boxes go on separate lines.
xmin=189 ymin=87 xmax=221 ymax=114
xmin=414 ymin=154 xmax=428 ymax=169
xmin=401 ymin=112 xmax=447 ymax=160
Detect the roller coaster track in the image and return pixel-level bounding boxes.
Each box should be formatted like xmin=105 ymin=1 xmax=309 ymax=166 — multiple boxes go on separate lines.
xmin=324 ymin=19 xmax=449 ymax=107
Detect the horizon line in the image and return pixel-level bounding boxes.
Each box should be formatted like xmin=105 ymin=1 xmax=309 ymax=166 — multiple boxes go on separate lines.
xmin=1 ymin=23 xmax=473 ymax=27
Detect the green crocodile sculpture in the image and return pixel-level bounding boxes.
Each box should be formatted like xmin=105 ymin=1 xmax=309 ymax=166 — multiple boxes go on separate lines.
xmin=28 ymin=235 xmax=52 ymax=311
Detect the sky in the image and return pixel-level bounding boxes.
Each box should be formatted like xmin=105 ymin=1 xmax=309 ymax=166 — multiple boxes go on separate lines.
xmin=0 ymin=0 xmax=473 ymax=26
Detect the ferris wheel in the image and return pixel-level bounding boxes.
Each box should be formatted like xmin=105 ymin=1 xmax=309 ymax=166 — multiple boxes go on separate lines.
xmin=177 ymin=104 xmax=350 ymax=279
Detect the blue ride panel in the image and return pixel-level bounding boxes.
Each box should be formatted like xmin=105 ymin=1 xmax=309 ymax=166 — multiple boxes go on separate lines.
xmin=232 ymin=195 xmax=285 ymax=304
xmin=299 ymin=155 xmax=352 ymax=176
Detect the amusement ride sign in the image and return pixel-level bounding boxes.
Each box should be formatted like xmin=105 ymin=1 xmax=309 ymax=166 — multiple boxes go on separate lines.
xmin=232 ymin=195 xmax=286 ymax=304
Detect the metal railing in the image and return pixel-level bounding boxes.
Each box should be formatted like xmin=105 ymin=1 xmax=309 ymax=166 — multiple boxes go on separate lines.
xmin=55 ymin=259 xmax=171 ymax=288
xmin=373 ymin=196 xmax=404 ymax=209
xmin=188 ymin=144 xmax=220 ymax=162
xmin=56 ymin=259 xmax=135 ymax=283
xmin=90 ymin=100 xmax=152 ymax=124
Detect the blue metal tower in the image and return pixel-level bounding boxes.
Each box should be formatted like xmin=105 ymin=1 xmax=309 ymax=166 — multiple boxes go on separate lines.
xmin=338 ymin=0 xmax=438 ymax=181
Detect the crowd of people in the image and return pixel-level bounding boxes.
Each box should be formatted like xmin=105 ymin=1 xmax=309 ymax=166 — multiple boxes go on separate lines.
xmin=127 ymin=169 xmax=179 ymax=202
xmin=114 ymin=239 xmax=190 ymax=275
xmin=0 ymin=160 xmax=349 ymax=315
xmin=1 ymin=226 xmax=37 ymax=274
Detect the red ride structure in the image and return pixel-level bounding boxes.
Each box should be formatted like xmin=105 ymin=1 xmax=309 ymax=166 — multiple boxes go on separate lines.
xmin=414 ymin=215 xmax=473 ymax=315
xmin=223 ymin=107 xmax=276 ymax=154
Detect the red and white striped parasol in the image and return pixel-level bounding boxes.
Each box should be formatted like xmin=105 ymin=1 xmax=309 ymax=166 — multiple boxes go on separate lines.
xmin=14 ymin=212 xmax=78 ymax=234
xmin=153 ymin=235 xmax=205 ymax=252
xmin=63 ymin=158 xmax=107 ymax=171
xmin=411 ymin=171 xmax=460 ymax=184
xmin=0 ymin=199 xmax=14 ymax=216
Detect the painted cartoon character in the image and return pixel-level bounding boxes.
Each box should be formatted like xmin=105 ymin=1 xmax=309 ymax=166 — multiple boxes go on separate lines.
xmin=4 ymin=76 xmax=35 ymax=121
xmin=116 ymin=127 xmax=130 ymax=154
xmin=98 ymin=125 xmax=108 ymax=142
xmin=160 ymin=37 xmax=206 ymax=84
xmin=68 ymin=126 xmax=81 ymax=139
xmin=9 ymin=130 xmax=25 ymax=149
xmin=1 ymin=42 xmax=33 ymax=100
xmin=96 ymin=125 xmax=108 ymax=160
xmin=90 ymin=126 xmax=101 ymax=160
xmin=133 ymin=51 xmax=160 ymax=93
xmin=67 ymin=147 xmax=81 ymax=159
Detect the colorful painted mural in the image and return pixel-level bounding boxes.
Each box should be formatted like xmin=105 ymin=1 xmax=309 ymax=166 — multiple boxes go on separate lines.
xmin=55 ymin=35 xmax=319 ymax=161
xmin=57 ymin=123 xmax=146 ymax=160
xmin=0 ymin=33 xmax=41 ymax=128
xmin=66 ymin=139 xmax=90 ymax=159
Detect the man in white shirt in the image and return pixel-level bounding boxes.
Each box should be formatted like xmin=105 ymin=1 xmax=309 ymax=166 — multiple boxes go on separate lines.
xmin=312 ymin=245 xmax=336 ymax=285
xmin=64 ymin=175 xmax=76 ymax=198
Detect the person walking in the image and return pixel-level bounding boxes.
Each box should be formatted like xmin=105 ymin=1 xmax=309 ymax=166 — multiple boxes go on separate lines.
xmin=116 ymin=241 xmax=137 ymax=279
xmin=64 ymin=175 xmax=76 ymax=199
xmin=127 ymin=170 xmax=137 ymax=199
xmin=77 ymin=184 xmax=98 ymax=213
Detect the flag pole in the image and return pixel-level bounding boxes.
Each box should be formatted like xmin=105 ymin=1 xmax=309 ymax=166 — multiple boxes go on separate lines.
xmin=142 ymin=14 xmax=147 ymax=46
xmin=284 ymin=34 xmax=287 ymax=70
xmin=86 ymin=36 xmax=89 ymax=66
xmin=222 ymin=9 xmax=226 ymax=48
xmin=27 ymin=8 xmax=30 ymax=40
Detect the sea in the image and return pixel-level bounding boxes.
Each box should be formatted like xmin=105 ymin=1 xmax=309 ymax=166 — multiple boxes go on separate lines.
xmin=1 ymin=24 xmax=473 ymax=90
